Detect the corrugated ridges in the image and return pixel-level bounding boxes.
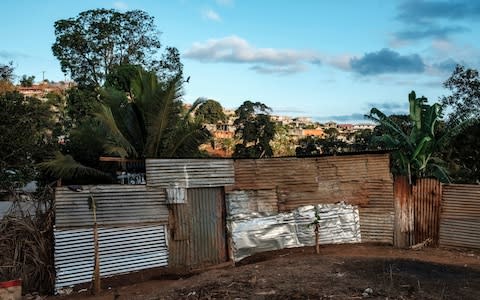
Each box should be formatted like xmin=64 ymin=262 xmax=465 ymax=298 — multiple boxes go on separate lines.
xmin=440 ymin=184 xmax=480 ymax=250
xmin=55 ymin=185 xmax=168 ymax=228
xmin=54 ymin=225 xmax=168 ymax=289
xmin=146 ymin=159 xmax=235 ymax=188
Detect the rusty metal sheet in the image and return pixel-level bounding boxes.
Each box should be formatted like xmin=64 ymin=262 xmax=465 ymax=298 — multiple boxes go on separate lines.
xmin=440 ymin=184 xmax=480 ymax=250
xmin=55 ymin=185 xmax=168 ymax=228
xmin=168 ymin=188 xmax=228 ymax=269
xmin=412 ymin=179 xmax=441 ymax=246
xmin=146 ymin=159 xmax=234 ymax=188
xmin=54 ymin=225 xmax=168 ymax=292
xmin=189 ymin=188 xmax=227 ymax=267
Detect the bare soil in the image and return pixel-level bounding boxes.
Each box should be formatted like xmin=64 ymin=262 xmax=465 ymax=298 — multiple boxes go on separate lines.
xmin=57 ymin=244 xmax=480 ymax=300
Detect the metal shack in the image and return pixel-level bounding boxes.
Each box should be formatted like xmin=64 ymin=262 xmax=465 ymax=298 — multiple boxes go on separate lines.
xmin=53 ymin=153 xmax=394 ymax=292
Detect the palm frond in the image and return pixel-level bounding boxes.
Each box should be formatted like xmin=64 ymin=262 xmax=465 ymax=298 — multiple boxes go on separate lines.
xmin=38 ymin=153 xmax=111 ymax=180
xmin=94 ymin=103 xmax=138 ymax=158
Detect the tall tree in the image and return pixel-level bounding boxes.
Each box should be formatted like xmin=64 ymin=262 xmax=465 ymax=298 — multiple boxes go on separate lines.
xmin=233 ymin=101 xmax=276 ymax=158
xmin=52 ymin=9 xmax=181 ymax=87
xmin=195 ymin=99 xmax=226 ymax=124
xmin=441 ymin=65 xmax=480 ymax=124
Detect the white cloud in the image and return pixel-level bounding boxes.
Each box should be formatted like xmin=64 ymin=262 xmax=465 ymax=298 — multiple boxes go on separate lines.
xmin=184 ymin=36 xmax=358 ymax=75
xmin=202 ymin=8 xmax=221 ymax=22
xmin=185 ymin=35 xmax=322 ymax=74
xmin=113 ymin=1 xmax=128 ymax=10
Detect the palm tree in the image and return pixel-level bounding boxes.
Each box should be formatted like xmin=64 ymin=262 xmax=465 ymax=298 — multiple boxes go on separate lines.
xmin=40 ymin=68 xmax=210 ymax=181
xmin=98 ymin=69 xmax=210 ymax=159
xmin=367 ymin=91 xmax=469 ymax=183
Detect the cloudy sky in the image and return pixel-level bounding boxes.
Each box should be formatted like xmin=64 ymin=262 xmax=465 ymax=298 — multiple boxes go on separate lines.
xmin=1 ymin=0 xmax=479 ymax=122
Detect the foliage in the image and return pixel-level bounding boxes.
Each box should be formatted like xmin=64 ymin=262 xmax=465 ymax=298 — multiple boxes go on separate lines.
xmin=64 ymin=86 xmax=99 ymax=125
xmin=367 ymin=91 xmax=468 ymax=183
xmin=0 ymin=61 xmax=15 ymax=93
xmin=0 ymin=92 xmax=57 ymax=189
xmin=233 ymin=101 xmax=276 ymax=158
xmin=52 ymin=9 xmax=181 ymax=87
xmin=441 ymin=65 xmax=480 ymax=124
xmin=20 ymin=74 xmax=35 ymax=87
xmin=0 ymin=187 xmax=55 ymax=294
xmin=96 ymin=69 xmax=211 ymax=158
xmin=271 ymin=124 xmax=296 ymax=157
xmin=195 ymin=99 xmax=226 ymax=124
xmin=0 ymin=61 xmax=14 ymax=82
xmin=439 ymin=122 xmax=480 ymax=183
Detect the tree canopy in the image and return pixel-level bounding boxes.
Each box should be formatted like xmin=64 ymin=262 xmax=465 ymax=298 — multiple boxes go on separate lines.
xmin=0 ymin=92 xmax=57 ymax=189
xmin=442 ymin=65 xmax=480 ymax=124
xmin=20 ymin=75 xmax=35 ymax=87
xmin=233 ymin=101 xmax=276 ymax=158
xmin=195 ymin=99 xmax=226 ymax=124
xmin=52 ymin=9 xmax=181 ymax=87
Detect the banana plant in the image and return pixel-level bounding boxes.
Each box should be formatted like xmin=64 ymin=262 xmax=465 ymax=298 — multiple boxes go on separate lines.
xmin=367 ymin=91 xmax=469 ymax=183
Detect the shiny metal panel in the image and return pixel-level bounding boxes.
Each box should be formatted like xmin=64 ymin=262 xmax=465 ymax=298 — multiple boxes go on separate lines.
xmin=228 ymin=203 xmax=361 ymax=261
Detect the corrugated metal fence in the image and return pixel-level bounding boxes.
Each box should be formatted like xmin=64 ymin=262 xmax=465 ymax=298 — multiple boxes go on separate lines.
xmin=54 ymin=185 xmax=169 ymax=291
xmin=439 ymin=184 xmax=480 ymax=250
xmin=393 ymin=177 xmax=442 ymax=248
xmin=232 ymin=153 xmax=394 ymax=244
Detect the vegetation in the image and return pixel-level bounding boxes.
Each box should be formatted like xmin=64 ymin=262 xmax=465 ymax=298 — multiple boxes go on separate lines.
xmin=0 ymin=91 xmax=57 ymax=189
xmin=366 ymin=91 xmax=470 ymax=183
xmin=195 ymin=99 xmax=227 ymax=124
xmin=19 ymin=74 xmax=35 ymax=87
xmin=52 ymin=9 xmax=181 ymax=87
xmin=233 ymin=101 xmax=276 ymax=158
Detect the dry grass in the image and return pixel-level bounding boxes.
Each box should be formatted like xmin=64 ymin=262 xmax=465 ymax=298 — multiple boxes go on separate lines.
xmin=0 ymin=187 xmax=55 ymax=294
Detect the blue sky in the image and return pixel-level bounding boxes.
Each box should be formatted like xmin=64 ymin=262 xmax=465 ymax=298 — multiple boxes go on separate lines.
xmin=1 ymin=0 xmax=479 ymax=122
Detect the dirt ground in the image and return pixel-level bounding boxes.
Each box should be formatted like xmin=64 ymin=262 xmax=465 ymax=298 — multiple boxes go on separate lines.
xmin=57 ymin=244 xmax=480 ymax=300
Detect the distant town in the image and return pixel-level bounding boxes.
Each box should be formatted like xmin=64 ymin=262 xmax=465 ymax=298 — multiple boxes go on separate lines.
xmin=14 ymin=81 xmax=376 ymax=158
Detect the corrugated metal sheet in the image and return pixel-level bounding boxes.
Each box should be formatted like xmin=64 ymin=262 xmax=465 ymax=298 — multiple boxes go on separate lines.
xmin=146 ymin=159 xmax=235 ymax=188
xmin=413 ymin=179 xmax=441 ymax=246
xmin=439 ymin=184 xmax=480 ymax=250
xmin=55 ymin=185 xmax=168 ymax=227
xmin=233 ymin=154 xmax=392 ymax=210
xmin=393 ymin=178 xmax=442 ymax=247
xmin=189 ymin=188 xmax=227 ymax=267
xmin=359 ymin=179 xmax=394 ymax=244
xmin=54 ymin=225 xmax=168 ymax=290
xmin=168 ymin=188 xmax=227 ymax=269
xmin=232 ymin=154 xmax=394 ymax=244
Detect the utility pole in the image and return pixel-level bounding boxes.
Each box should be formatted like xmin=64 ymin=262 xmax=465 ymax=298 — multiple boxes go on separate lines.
xmin=42 ymin=71 xmax=45 ymax=82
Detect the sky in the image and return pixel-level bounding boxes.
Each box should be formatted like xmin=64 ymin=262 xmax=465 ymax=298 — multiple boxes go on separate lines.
xmin=1 ymin=0 xmax=479 ymax=123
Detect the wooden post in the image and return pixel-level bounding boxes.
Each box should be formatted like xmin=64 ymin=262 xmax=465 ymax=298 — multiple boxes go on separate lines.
xmin=314 ymin=223 xmax=320 ymax=254
xmin=90 ymin=195 xmax=101 ymax=295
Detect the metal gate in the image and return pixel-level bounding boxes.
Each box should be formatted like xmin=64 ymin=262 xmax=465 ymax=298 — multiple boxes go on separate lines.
xmin=168 ymin=187 xmax=227 ymax=269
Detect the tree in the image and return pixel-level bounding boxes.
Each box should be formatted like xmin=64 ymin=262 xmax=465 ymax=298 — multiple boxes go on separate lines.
xmin=195 ymin=99 xmax=226 ymax=124
xmin=52 ymin=9 xmax=181 ymax=87
xmin=0 ymin=61 xmax=15 ymax=93
xmin=0 ymin=92 xmax=57 ymax=189
xmin=367 ymin=91 xmax=466 ymax=183
xmin=20 ymin=75 xmax=35 ymax=87
xmin=441 ymin=65 xmax=480 ymax=124
xmin=98 ymin=70 xmax=210 ymax=158
xmin=233 ymin=101 xmax=276 ymax=158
